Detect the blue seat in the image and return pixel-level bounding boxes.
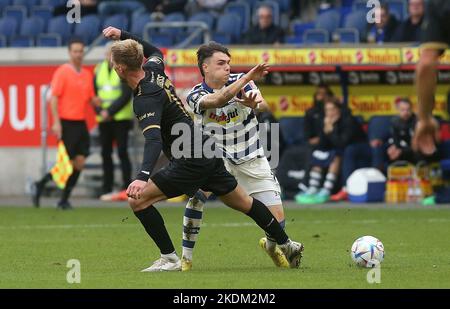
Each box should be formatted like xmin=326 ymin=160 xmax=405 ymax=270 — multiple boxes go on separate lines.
xmin=279 ymin=117 xmax=305 ymax=146
xmin=36 ymin=33 xmax=62 ymax=46
xmin=47 ymin=15 xmax=73 ymax=44
xmin=212 ymin=32 xmax=232 ymax=45
xmin=148 ymin=32 xmax=174 ymax=47
xmin=74 ymin=14 xmax=100 ymax=44
xmin=30 ymin=6 xmax=53 ymax=28
xmin=334 ymin=28 xmax=360 ymax=43
xmin=161 ymin=12 xmax=185 ymax=36
xmin=352 ymin=0 xmax=369 ymax=12
xmin=20 ymin=17 xmax=45 ymax=38
xmin=40 ymin=0 xmax=65 ymax=8
xmin=0 ymin=34 xmax=6 ymax=47
xmin=285 ymin=35 xmax=302 ymax=44
xmin=0 ymin=17 xmax=18 ymax=40
xmin=315 ymin=9 xmax=340 ymax=34
xmin=368 ymin=116 xmax=393 ymax=142
xmin=98 ymin=1 xmax=145 ymax=17
xmin=10 ymin=35 xmax=33 ymax=47
xmin=102 ymin=14 xmax=128 ymax=32
xmin=253 ymin=0 xmax=280 ymax=26
xmin=216 ymin=13 xmax=241 ymax=43
xmin=188 ymin=12 xmax=215 ymax=30
xmin=277 ymin=0 xmax=290 ymax=13
xmin=130 ymin=14 xmax=151 ymax=37
xmin=225 ymin=1 xmax=251 ymax=32
xmin=343 ymin=10 xmax=367 ymax=40
xmin=12 ymin=0 xmax=39 ymax=11
xmin=0 ymin=0 xmax=11 ymax=13
xmin=292 ymin=21 xmax=314 ymax=37
xmin=386 ymin=0 xmax=406 ymax=21
xmin=3 ymin=5 xmax=27 ymax=24
xmin=303 ymin=29 xmax=329 ymax=44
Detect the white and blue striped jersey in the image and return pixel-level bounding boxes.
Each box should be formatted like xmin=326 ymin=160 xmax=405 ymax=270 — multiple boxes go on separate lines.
xmin=186 ymin=73 xmax=265 ymax=165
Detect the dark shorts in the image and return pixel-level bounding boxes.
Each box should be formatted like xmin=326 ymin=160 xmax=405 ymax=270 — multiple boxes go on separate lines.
xmin=311 ymin=149 xmax=342 ymax=168
xmin=420 ymin=0 xmax=450 ymax=53
xmin=151 ymin=157 xmax=238 ymax=198
xmin=61 ymin=120 xmax=90 ymax=159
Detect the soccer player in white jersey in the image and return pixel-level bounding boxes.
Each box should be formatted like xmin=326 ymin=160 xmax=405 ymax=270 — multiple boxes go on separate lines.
xmin=181 ymin=42 xmax=303 ymax=271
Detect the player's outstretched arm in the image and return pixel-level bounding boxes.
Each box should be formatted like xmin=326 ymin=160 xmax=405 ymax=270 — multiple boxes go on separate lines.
xmin=199 ymin=63 xmax=269 ymax=110
xmin=103 ymin=26 xmax=163 ymax=60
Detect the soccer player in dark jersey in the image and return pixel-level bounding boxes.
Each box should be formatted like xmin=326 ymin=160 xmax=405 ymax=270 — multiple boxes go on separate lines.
xmin=414 ymin=0 xmax=449 ymax=155
xmin=102 ymin=27 xmax=304 ymax=272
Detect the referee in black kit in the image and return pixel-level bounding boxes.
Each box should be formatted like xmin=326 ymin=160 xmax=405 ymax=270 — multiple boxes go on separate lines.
xmin=101 ymin=26 xmax=304 ymax=272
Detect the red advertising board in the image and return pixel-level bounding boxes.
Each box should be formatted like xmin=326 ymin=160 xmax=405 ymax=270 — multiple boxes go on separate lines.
xmin=0 ymin=65 xmax=97 ymax=147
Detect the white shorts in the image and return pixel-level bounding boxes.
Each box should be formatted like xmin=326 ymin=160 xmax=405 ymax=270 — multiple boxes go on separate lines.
xmin=223 ymin=157 xmax=282 ymax=206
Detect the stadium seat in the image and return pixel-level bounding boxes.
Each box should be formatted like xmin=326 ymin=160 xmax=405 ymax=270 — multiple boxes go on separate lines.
xmin=212 ymin=32 xmax=232 ymax=45
xmin=303 ymin=29 xmax=329 ymax=44
xmin=0 ymin=0 xmax=11 ymax=13
xmin=0 ymin=17 xmax=18 ymax=41
xmin=12 ymin=0 xmax=39 ymax=11
xmin=10 ymin=35 xmax=33 ymax=47
xmin=188 ymin=12 xmax=215 ymax=30
xmin=74 ymin=15 xmax=100 ymax=45
xmin=333 ymin=28 xmax=360 ymax=43
xmin=3 ymin=5 xmax=27 ymax=24
xmin=98 ymin=1 xmax=145 ymax=18
xmin=148 ymin=33 xmax=174 ymax=48
xmin=102 ymin=14 xmax=129 ymax=33
xmin=30 ymin=6 xmax=53 ymax=29
xmin=343 ymin=10 xmax=367 ymax=40
xmin=36 ymin=33 xmax=62 ymax=47
xmin=352 ymin=0 xmax=369 ymax=12
xmin=292 ymin=21 xmax=314 ymax=38
xmin=368 ymin=116 xmax=393 ymax=142
xmin=20 ymin=17 xmax=45 ymax=38
xmin=386 ymin=0 xmax=406 ymax=21
xmin=315 ymin=9 xmax=340 ymax=34
xmin=161 ymin=12 xmax=186 ymax=36
xmin=285 ymin=35 xmax=302 ymax=44
xmin=130 ymin=14 xmax=151 ymax=37
xmin=0 ymin=34 xmax=6 ymax=47
xmin=40 ymin=0 xmax=65 ymax=9
xmin=47 ymin=15 xmax=73 ymax=45
xmin=215 ymin=13 xmax=241 ymax=43
xmin=277 ymin=0 xmax=290 ymax=13
xmin=279 ymin=117 xmax=305 ymax=145
xmin=253 ymin=0 xmax=280 ymax=26
xmin=225 ymin=1 xmax=251 ymax=32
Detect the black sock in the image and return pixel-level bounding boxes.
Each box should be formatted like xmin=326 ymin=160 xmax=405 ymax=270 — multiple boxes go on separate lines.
xmin=37 ymin=173 xmax=52 ymax=188
xmin=60 ymin=170 xmax=80 ymax=202
xmin=246 ymin=198 xmax=289 ymax=245
xmin=134 ymin=206 xmax=175 ymax=255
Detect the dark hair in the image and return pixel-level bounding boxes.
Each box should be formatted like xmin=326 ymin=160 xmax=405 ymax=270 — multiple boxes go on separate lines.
xmin=324 ymin=97 xmax=342 ymax=109
xmin=317 ymin=83 xmax=334 ymax=97
xmin=395 ymin=97 xmax=412 ymax=106
xmin=381 ymin=3 xmax=389 ymax=13
xmin=196 ymin=41 xmax=231 ymax=77
xmin=68 ymin=37 xmax=85 ymax=50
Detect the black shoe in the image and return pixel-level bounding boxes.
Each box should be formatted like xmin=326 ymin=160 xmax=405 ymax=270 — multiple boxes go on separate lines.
xmin=57 ymin=200 xmax=73 ymax=210
xmin=31 ymin=182 xmax=42 ymax=208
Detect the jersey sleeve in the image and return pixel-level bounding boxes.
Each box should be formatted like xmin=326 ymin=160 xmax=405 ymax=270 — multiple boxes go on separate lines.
xmin=134 ymin=91 xmax=163 ymax=133
xmin=186 ymin=88 xmax=209 ymax=115
xmin=50 ymin=66 xmax=65 ymax=98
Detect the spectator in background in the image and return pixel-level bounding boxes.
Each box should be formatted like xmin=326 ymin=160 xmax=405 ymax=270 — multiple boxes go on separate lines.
xmin=304 ymin=84 xmax=334 ymax=147
xmin=296 ymin=98 xmax=357 ymax=204
xmin=242 ymin=5 xmax=285 ymax=45
xmin=140 ymin=0 xmax=187 ymax=21
xmin=392 ymin=0 xmax=425 ymax=42
xmin=366 ymin=4 xmax=398 ymax=43
xmin=185 ymin=0 xmax=227 ymax=16
xmin=94 ymin=44 xmax=134 ymax=200
xmin=32 ymin=38 xmax=100 ymax=209
xmin=387 ymin=98 xmax=440 ymax=163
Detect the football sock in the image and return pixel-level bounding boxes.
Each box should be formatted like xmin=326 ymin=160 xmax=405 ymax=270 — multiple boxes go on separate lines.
xmin=60 ymin=170 xmax=80 ymax=203
xmin=265 ymin=219 xmax=285 ymax=251
xmin=37 ymin=172 xmax=52 ymax=189
xmin=134 ymin=205 xmax=175 ymax=255
xmin=307 ymin=170 xmax=322 ymax=194
xmin=182 ymin=191 xmax=207 ymax=261
xmin=246 ymin=198 xmax=288 ymax=245
xmin=322 ymin=172 xmax=337 ymax=196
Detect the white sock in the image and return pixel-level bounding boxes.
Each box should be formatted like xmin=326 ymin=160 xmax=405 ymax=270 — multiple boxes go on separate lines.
xmin=182 ymin=191 xmax=206 ymax=261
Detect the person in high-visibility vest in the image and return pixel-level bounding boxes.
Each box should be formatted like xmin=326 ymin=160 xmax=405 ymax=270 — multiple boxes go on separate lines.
xmin=94 ymin=44 xmax=133 ymax=198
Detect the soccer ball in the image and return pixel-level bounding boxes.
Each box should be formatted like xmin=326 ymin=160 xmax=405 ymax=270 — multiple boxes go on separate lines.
xmin=350 ymin=236 xmax=384 ymax=268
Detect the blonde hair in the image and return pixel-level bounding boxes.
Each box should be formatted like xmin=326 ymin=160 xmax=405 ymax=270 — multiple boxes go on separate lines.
xmin=110 ymin=39 xmax=144 ymax=71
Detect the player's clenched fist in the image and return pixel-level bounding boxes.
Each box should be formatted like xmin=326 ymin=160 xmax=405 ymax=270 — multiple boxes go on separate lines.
xmin=103 ymin=26 xmax=121 ymax=40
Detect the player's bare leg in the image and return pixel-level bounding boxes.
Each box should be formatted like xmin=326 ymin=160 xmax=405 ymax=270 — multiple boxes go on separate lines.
xmin=128 ymin=180 xmax=181 ymax=272
xmin=414 ymin=48 xmax=440 ymax=155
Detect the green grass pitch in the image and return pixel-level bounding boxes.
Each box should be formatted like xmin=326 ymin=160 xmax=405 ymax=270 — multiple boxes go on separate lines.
xmin=0 ymin=204 xmax=449 ymax=288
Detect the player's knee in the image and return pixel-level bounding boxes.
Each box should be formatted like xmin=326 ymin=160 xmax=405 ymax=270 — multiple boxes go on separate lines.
xmin=128 ymin=197 xmax=139 ymax=210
